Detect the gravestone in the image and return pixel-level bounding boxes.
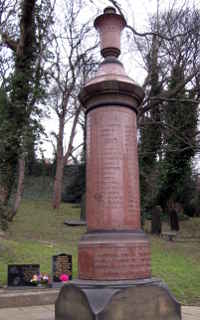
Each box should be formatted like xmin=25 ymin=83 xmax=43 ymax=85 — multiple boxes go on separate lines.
xmin=8 ymin=264 xmax=40 ymax=287
xmin=52 ymin=253 xmax=72 ymax=287
xmin=169 ymin=208 xmax=180 ymax=231
xmin=151 ymin=205 xmax=162 ymax=235
xmin=64 ymin=193 xmax=86 ymax=226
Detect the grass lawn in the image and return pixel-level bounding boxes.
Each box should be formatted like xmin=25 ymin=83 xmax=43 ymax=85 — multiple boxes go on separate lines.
xmin=0 ymin=199 xmax=200 ymax=306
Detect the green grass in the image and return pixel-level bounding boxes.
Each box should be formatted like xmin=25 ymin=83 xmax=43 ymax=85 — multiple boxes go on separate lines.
xmin=0 ymin=200 xmax=85 ymax=284
xmin=22 ymin=176 xmax=54 ymax=200
xmin=0 ymin=200 xmax=200 ymax=306
xmin=151 ymin=236 xmax=200 ymax=305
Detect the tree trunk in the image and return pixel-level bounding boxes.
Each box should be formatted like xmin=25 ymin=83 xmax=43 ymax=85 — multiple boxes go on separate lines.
xmin=0 ymin=161 xmax=17 ymax=230
xmin=63 ymin=106 xmax=81 ymax=165
xmin=53 ymin=156 xmax=64 ymax=209
xmin=52 ymin=115 xmax=65 ymax=209
xmin=52 ymin=106 xmax=81 ymax=209
xmin=0 ymin=0 xmax=36 ymax=229
xmin=9 ymin=156 xmax=25 ymax=221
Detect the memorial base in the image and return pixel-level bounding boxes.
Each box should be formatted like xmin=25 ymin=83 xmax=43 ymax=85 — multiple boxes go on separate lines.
xmin=55 ymin=278 xmax=181 ymax=320
xmin=78 ymin=231 xmax=151 ymax=280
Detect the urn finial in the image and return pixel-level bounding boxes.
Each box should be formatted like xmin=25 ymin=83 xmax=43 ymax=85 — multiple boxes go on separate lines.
xmin=94 ymin=6 xmax=126 ymax=58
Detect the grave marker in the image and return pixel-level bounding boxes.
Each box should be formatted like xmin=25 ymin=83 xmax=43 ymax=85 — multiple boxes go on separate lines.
xmin=52 ymin=253 xmax=72 ymax=285
xmin=55 ymin=7 xmax=181 ymax=320
xmin=8 ymin=264 xmax=40 ymax=287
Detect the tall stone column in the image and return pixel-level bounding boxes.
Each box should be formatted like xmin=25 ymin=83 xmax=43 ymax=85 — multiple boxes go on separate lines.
xmin=55 ymin=8 xmax=181 ymax=320
xmin=78 ymin=6 xmax=150 ymax=281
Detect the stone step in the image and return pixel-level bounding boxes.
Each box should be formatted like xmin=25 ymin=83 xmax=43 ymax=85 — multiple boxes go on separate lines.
xmin=1 ymin=287 xmax=200 ymax=320
xmin=182 ymin=306 xmax=200 ymax=320
xmin=0 ymin=288 xmax=59 ymax=309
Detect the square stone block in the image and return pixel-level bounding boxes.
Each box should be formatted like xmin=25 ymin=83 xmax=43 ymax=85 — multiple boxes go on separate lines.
xmin=55 ymin=279 xmax=181 ymax=320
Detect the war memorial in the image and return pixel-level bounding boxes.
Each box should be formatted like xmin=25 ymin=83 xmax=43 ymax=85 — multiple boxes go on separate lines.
xmin=55 ymin=7 xmax=181 ymax=320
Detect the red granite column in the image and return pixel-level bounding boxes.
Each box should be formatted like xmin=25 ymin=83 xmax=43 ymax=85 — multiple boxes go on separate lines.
xmin=56 ymin=8 xmax=181 ymax=320
xmin=78 ymin=7 xmax=151 ymax=280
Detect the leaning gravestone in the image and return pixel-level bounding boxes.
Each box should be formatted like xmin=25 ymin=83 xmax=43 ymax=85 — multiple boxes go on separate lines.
xmin=52 ymin=253 xmax=72 ymax=287
xmin=8 ymin=264 xmax=40 ymax=287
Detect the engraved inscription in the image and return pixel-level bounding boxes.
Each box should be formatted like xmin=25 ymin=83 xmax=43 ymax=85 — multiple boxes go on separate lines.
xmin=52 ymin=254 xmax=72 ymax=282
xmin=93 ymin=246 xmax=150 ymax=274
xmin=78 ymin=244 xmax=151 ymax=280
xmin=87 ymin=107 xmax=140 ymax=228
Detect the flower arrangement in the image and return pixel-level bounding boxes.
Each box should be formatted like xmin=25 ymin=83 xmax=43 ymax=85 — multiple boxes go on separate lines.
xmin=30 ymin=274 xmax=39 ymax=286
xmin=59 ymin=274 xmax=69 ymax=282
xmin=40 ymin=274 xmax=49 ymax=285
xmin=30 ymin=273 xmax=49 ymax=286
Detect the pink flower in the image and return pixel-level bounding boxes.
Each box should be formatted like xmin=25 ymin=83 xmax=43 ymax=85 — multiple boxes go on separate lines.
xmin=59 ymin=274 xmax=69 ymax=282
xmin=30 ymin=274 xmax=39 ymax=283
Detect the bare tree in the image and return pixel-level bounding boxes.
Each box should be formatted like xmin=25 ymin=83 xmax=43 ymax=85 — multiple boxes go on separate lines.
xmin=47 ymin=0 xmax=98 ymax=209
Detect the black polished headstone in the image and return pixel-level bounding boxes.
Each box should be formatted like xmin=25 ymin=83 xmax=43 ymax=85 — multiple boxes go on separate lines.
xmin=52 ymin=253 xmax=72 ymax=286
xmin=8 ymin=264 xmax=40 ymax=287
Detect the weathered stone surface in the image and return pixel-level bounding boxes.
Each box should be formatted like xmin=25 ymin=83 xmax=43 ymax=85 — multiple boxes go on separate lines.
xmin=85 ymin=107 xmax=140 ymax=231
xmin=78 ymin=231 xmax=151 ymax=280
xmin=100 ymin=286 xmax=180 ymax=320
xmin=0 ymin=288 xmax=59 ymax=308
xmin=78 ymin=7 xmax=147 ymax=281
xmin=55 ymin=284 xmax=93 ymax=320
xmin=55 ymin=7 xmax=182 ymax=320
xmin=94 ymin=7 xmax=126 ymax=58
xmin=55 ymin=279 xmax=181 ymax=320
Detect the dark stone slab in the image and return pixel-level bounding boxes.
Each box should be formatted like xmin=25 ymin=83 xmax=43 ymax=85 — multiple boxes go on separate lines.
xmin=7 ymin=264 xmax=40 ymax=287
xmin=151 ymin=205 xmax=162 ymax=235
xmin=64 ymin=220 xmax=86 ymax=226
xmin=52 ymin=253 xmax=72 ymax=287
xmin=55 ymin=278 xmax=181 ymax=320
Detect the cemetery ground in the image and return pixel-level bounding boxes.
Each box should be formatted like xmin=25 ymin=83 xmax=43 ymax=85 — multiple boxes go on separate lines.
xmin=0 ymin=199 xmax=200 ymax=307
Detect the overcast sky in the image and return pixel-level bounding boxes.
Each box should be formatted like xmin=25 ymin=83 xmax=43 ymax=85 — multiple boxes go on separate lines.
xmin=41 ymin=0 xmax=200 ymax=160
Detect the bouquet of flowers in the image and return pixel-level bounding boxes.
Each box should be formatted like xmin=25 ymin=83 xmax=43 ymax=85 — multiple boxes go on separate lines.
xmin=30 ymin=274 xmax=39 ymax=286
xmin=40 ymin=274 xmax=49 ymax=285
xmin=59 ymin=274 xmax=69 ymax=282
xmin=30 ymin=273 xmax=49 ymax=286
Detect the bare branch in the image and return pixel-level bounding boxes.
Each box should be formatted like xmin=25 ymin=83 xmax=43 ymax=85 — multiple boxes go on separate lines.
xmin=108 ymin=0 xmax=197 ymax=41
